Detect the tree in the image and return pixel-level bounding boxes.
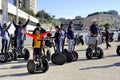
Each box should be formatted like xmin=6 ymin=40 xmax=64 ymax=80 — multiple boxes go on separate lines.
xmin=103 ymin=23 xmax=111 ymax=28
xmin=35 ymin=10 xmax=51 ymax=20
xmin=20 ymin=8 xmax=35 ymax=16
xmin=35 ymin=10 xmax=60 ymax=25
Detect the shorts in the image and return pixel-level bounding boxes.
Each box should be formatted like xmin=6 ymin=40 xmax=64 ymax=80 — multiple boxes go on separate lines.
xmin=33 ymin=48 xmax=42 ymax=55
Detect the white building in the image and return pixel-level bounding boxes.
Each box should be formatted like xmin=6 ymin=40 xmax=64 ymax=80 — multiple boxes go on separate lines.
xmin=0 ymin=0 xmax=39 ymax=34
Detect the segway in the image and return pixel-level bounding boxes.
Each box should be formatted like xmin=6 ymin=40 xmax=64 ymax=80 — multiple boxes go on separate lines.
xmin=42 ymin=35 xmax=53 ymax=61
xmin=75 ymin=34 xmax=84 ymax=45
xmin=86 ymin=36 xmax=104 ymax=59
xmin=116 ymin=45 xmax=120 ymax=56
xmin=12 ymin=48 xmax=30 ymax=60
xmin=72 ymin=36 xmax=79 ymax=61
xmin=51 ymin=39 xmax=66 ymax=65
xmin=63 ymin=49 xmax=73 ymax=63
xmin=27 ymin=40 xmax=49 ymax=74
xmin=12 ymin=38 xmax=30 ymax=60
xmin=63 ymin=36 xmax=79 ymax=62
xmin=0 ymin=35 xmax=14 ymax=63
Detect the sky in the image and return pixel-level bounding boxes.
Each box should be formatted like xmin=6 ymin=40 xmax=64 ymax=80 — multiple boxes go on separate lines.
xmin=37 ymin=0 xmax=120 ymax=19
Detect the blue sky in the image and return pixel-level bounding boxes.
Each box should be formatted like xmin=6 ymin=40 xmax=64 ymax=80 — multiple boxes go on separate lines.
xmin=37 ymin=0 xmax=120 ymax=19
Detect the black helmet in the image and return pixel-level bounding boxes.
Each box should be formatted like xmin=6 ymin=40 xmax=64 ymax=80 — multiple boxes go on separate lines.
xmin=60 ymin=23 xmax=64 ymax=27
xmin=36 ymin=23 xmax=41 ymax=26
xmin=18 ymin=21 xmax=22 ymax=24
xmin=55 ymin=26 xmax=60 ymax=29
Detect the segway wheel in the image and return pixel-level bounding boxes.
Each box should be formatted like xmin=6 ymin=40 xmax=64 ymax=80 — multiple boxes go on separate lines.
xmin=7 ymin=52 xmax=13 ymax=62
xmin=72 ymin=51 xmax=79 ymax=61
xmin=23 ymin=48 xmax=30 ymax=60
xmin=116 ymin=47 xmax=120 ymax=56
xmin=86 ymin=48 xmax=93 ymax=59
xmin=9 ymin=52 xmax=14 ymax=61
xmin=97 ymin=47 xmax=104 ymax=59
xmin=64 ymin=49 xmax=73 ymax=63
xmin=42 ymin=58 xmax=49 ymax=73
xmin=27 ymin=60 xmax=36 ymax=74
xmin=51 ymin=53 xmax=57 ymax=64
xmin=46 ymin=50 xmax=51 ymax=61
xmin=12 ymin=49 xmax=18 ymax=61
xmin=56 ymin=54 xmax=66 ymax=65
xmin=0 ymin=53 xmax=8 ymax=63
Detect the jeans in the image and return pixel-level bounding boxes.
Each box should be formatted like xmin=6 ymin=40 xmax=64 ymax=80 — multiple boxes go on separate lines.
xmin=59 ymin=38 xmax=65 ymax=53
xmin=1 ymin=39 xmax=8 ymax=53
xmin=55 ymin=43 xmax=60 ymax=53
xmin=68 ymin=39 xmax=74 ymax=53
xmin=17 ymin=35 xmax=24 ymax=49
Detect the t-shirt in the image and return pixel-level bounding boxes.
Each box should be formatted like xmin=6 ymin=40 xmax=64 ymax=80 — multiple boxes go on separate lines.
xmin=90 ymin=24 xmax=98 ymax=35
xmin=18 ymin=26 xmax=23 ymax=36
xmin=54 ymin=31 xmax=60 ymax=43
xmin=34 ymin=35 xmax=41 ymax=48
xmin=25 ymin=32 xmax=50 ymax=48
xmin=60 ymin=30 xmax=65 ymax=39
xmin=67 ymin=27 xmax=74 ymax=40
xmin=2 ymin=29 xmax=9 ymax=39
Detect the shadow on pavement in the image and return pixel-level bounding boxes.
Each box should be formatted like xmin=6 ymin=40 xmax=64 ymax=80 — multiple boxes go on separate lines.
xmin=79 ymin=62 xmax=120 ymax=70
xmin=10 ymin=64 xmax=26 ymax=69
xmin=0 ymin=72 xmax=30 ymax=78
xmin=49 ymin=62 xmax=65 ymax=67
xmin=0 ymin=59 xmax=28 ymax=65
xmin=0 ymin=64 xmax=26 ymax=70
xmin=76 ymin=49 xmax=86 ymax=52
xmin=105 ymin=54 xmax=119 ymax=58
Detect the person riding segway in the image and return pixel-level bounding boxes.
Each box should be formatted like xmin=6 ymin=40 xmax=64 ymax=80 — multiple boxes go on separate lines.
xmin=86 ymin=19 xmax=104 ymax=59
xmin=51 ymin=26 xmax=66 ymax=65
xmin=12 ymin=16 xmax=30 ymax=60
xmin=0 ymin=23 xmax=14 ymax=63
xmin=24 ymin=28 xmax=51 ymax=74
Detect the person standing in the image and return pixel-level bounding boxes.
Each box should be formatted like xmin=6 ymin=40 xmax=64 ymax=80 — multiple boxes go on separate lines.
xmin=0 ymin=23 xmax=12 ymax=53
xmin=59 ymin=23 xmax=66 ymax=53
xmin=67 ymin=21 xmax=75 ymax=53
xmin=32 ymin=23 xmax=46 ymax=54
xmin=12 ymin=15 xmax=30 ymax=49
xmin=23 ymin=28 xmax=51 ymax=61
xmin=53 ymin=26 xmax=61 ymax=53
xmin=89 ymin=19 xmax=98 ymax=51
xmin=33 ymin=23 xmax=46 ymax=34
xmin=105 ymin=27 xmax=111 ymax=49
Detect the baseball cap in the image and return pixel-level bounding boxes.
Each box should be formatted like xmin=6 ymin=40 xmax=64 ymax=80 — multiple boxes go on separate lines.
xmin=92 ymin=19 xmax=97 ymax=22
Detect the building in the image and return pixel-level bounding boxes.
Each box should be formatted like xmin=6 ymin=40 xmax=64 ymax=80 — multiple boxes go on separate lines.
xmin=23 ymin=0 xmax=37 ymax=14
xmin=11 ymin=0 xmax=37 ymax=14
xmin=0 ymin=0 xmax=39 ymax=34
xmin=83 ymin=11 xmax=120 ymax=28
xmin=59 ymin=16 xmax=83 ymax=30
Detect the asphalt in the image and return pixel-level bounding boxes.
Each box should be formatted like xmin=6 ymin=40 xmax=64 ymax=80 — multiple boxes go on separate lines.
xmin=0 ymin=42 xmax=120 ymax=80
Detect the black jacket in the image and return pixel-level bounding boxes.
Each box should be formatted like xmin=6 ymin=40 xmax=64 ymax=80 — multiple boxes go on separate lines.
xmin=13 ymin=19 xmax=30 ymax=37
xmin=54 ymin=31 xmax=60 ymax=43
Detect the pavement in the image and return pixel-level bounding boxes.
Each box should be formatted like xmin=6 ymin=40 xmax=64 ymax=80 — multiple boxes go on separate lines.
xmin=0 ymin=42 xmax=120 ymax=80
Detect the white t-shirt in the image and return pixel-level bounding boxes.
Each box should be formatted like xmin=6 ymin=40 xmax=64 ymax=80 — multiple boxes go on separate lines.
xmin=60 ymin=30 xmax=65 ymax=39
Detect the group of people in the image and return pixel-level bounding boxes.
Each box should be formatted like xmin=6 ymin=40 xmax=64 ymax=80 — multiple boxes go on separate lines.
xmin=0 ymin=16 xmax=112 ymax=62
